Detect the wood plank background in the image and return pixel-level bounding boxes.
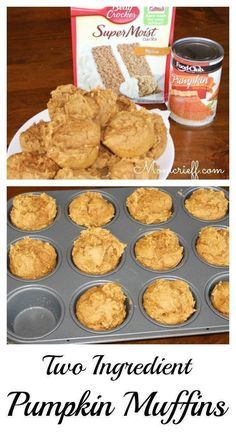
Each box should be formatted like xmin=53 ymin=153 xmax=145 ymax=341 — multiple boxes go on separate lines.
xmin=7 ymin=7 xmax=229 ymax=179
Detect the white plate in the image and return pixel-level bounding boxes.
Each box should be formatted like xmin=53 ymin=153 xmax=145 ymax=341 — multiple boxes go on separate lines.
xmin=8 ymin=108 xmax=174 ymax=180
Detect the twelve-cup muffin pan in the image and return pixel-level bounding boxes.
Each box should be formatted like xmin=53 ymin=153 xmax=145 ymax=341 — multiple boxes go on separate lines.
xmin=7 ymin=187 xmax=229 ymax=343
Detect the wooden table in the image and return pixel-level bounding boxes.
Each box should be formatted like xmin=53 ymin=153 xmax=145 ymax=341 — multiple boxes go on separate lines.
xmin=7 ymin=7 xmax=229 ymax=179
xmin=7 ymin=186 xmax=229 ymax=344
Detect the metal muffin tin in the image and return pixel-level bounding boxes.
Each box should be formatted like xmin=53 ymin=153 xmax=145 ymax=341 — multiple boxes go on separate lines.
xmin=7 ymin=187 xmax=229 ymax=344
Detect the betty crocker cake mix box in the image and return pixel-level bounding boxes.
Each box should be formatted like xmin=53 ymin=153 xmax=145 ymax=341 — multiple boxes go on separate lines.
xmin=71 ymin=4 xmax=175 ymax=103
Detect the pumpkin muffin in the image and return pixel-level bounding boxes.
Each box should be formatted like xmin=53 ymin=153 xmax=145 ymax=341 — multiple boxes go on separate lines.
xmin=141 ymin=109 xmax=167 ymax=159
xmin=10 ymin=192 xmax=57 ymax=231
xmin=108 ymin=157 xmax=159 ymax=180
xmin=72 ymin=228 xmax=126 ymax=275
xmin=20 ymin=121 xmax=49 ymax=154
xmin=46 ymin=119 xmax=100 ymax=169
xmin=196 ymin=227 xmax=229 ymax=267
xmin=185 ymin=188 xmax=228 ymax=221
xmin=103 ymin=110 xmax=156 ymax=158
xmin=135 ymin=229 xmax=183 ymax=271
xmin=87 ymin=87 xmax=118 ymax=127
xmin=69 ymin=192 xmax=115 ymax=227
xmin=211 ymin=281 xmax=229 ymax=316
xmin=47 ymin=84 xmax=78 ymax=119
xmin=75 ymin=282 xmax=127 ymax=331
xmin=7 ymin=152 xmax=59 ymax=179
xmin=47 ymin=84 xmax=97 ymax=122
xmin=143 ymin=278 xmax=196 ymax=325
xmin=9 ymin=237 xmax=57 ymax=280
xmin=126 ymin=188 xmax=172 ymax=224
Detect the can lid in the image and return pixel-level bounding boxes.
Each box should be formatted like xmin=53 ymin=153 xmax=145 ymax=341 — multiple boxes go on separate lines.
xmin=172 ymin=37 xmax=224 ymax=62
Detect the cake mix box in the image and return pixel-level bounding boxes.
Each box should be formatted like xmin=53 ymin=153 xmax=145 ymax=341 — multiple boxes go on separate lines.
xmin=71 ymin=4 xmax=175 ymax=103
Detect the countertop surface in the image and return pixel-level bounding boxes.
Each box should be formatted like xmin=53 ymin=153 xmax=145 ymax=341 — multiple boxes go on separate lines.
xmin=7 ymin=186 xmax=229 ymax=345
xmin=7 ymin=7 xmax=229 ymax=180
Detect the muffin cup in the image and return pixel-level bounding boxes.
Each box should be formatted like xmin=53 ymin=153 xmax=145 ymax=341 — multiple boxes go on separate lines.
xmin=7 ymin=235 xmax=62 ymax=281
xmin=7 ymin=285 xmax=64 ymax=341
xmin=8 ymin=191 xmax=60 ymax=232
xmin=183 ymin=186 xmax=229 ymax=222
xmin=70 ymin=280 xmax=133 ymax=334
xmin=65 ymin=189 xmax=119 ymax=229
xmin=205 ymin=272 xmax=229 ymax=320
xmin=124 ymin=187 xmax=177 ymax=226
xmin=192 ymin=225 xmax=229 ymax=269
xmin=67 ymin=235 xmax=126 ymax=277
xmin=130 ymin=229 xmax=188 ymax=273
xmin=139 ymin=275 xmax=201 ymax=328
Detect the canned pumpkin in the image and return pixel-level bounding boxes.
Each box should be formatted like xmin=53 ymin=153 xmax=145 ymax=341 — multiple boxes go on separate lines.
xmin=168 ymin=37 xmax=224 ymax=126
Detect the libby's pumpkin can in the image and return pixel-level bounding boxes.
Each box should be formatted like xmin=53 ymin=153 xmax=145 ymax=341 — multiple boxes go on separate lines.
xmin=168 ymin=37 xmax=224 ymax=126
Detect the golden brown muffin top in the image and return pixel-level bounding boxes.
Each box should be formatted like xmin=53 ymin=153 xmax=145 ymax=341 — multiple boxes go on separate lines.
xmin=135 ymin=229 xmax=183 ymax=271
xmin=196 ymin=226 xmax=229 ymax=267
xmin=69 ymin=192 xmax=115 ymax=227
xmin=143 ymin=279 xmax=196 ymax=325
xmin=72 ymin=227 xmax=126 ymax=275
xmin=185 ymin=188 xmax=228 ymax=221
xmin=75 ymin=282 xmax=127 ymax=331
xmin=126 ymin=188 xmax=172 ymax=224
xmin=10 ymin=192 xmax=57 ymax=231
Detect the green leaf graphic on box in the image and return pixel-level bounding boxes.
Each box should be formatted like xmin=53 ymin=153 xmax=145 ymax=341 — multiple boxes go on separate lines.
xmin=143 ymin=7 xmax=169 ymax=26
